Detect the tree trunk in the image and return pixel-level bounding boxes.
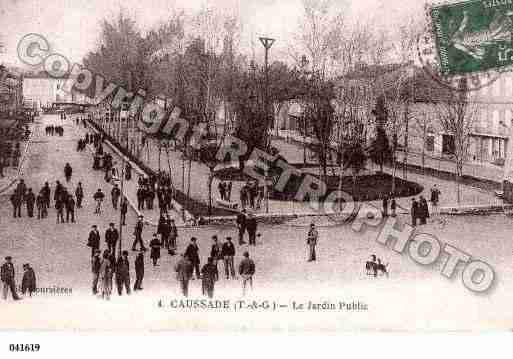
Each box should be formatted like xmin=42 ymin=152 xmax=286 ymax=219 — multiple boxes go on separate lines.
xmin=208 ymin=170 xmax=213 ymax=217
xmin=158 ymin=145 xmax=161 ymax=172
xmin=352 ymin=171 xmax=357 ymax=200
xmin=456 ymin=161 xmax=462 ymax=204
xmin=338 ymin=163 xmax=344 ymax=211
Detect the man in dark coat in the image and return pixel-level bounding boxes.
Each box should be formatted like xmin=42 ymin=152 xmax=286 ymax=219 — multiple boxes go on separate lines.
xmin=25 ymin=188 xmax=35 ymax=218
xmin=36 ymin=192 xmax=44 ymax=219
xmin=132 ymin=215 xmax=147 ymax=251
xmin=201 ymin=257 xmax=218 ymax=298
xmin=41 ymin=181 xmax=51 ymax=210
xmin=87 ymin=225 xmax=101 ymax=257
xmin=54 ymin=180 xmax=63 ymax=205
xmin=134 ymin=249 xmax=145 ymax=291
xmin=185 ymin=237 xmax=201 ymax=280
xmin=64 ymin=163 xmax=72 ymax=182
xmin=382 ymin=196 xmax=389 ymax=217
xmin=221 ymin=237 xmax=236 ymax=279
xmin=175 ymin=254 xmax=193 ymax=297
xmin=430 ymin=185 xmax=441 ymax=207
xmin=55 ymin=195 xmax=65 ymax=224
xmin=169 ymin=218 xmax=178 ymax=255
xmin=105 ymin=223 xmax=119 ymax=254
xmin=111 ymin=184 xmax=121 ymax=210
xmin=236 ymin=210 xmax=247 ymax=245
xmin=16 ymin=179 xmax=27 ymax=201
xmin=91 ymin=250 xmax=101 ymax=295
xmin=411 ymin=198 xmax=418 ymax=227
xmin=93 ymin=188 xmax=105 ymax=214
xmin=21 ymin=263 xmax=36 ymax=297
xmin=218 ymin=181 xmax=226 ymax=201
xmin=75 ymin=182 xmax=84 ymax=208
xmin=150 ymin=234 xmax=161 ymax=266
xmin=239 ymin=251 xmax=256 ymax=296
xmin=136 ymin=186 xmax=145 ymax=210
xmin=419 ymin=195 xmax=429 ymax=225
xmin=116 ymin=251 xmax=131 ymax=296
xmin=210 ymin=235 xmax=223 ymax=270
xmin=307 ymin=223 xmax=318 ymax=262
xmin=246 ymin=214 xmax=258 ymax=246
xmin=158 ymin=215 xmax=171 ymax=251
xmin=10 ymin=192 xmax=21 ymax=218
xmin=226 ymin=181 xmax=232 ymax=201
xmin=120 ymin=197 xmax=128 ymax=225
xmin=65 ymin=194 xmax=76 ymax=223
xmin=146 ymin=187 xmax=155 ymax=210
xmin=1 ymin=256 xmax=21 ymax=300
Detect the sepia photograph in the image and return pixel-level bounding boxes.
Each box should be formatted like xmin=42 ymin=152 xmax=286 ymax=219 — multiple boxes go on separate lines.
xmin=1 ymin=0 xmax=513 ymax=346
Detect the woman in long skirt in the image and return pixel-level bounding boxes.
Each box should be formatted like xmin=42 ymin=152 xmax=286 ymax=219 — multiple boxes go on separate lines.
xmin=99 ymin=250 xmax=113 ymax=300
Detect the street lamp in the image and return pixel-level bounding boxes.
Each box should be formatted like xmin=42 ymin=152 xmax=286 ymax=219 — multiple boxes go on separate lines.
xmin=300 ymin=55 xmax=309 ymax=166
xmin=259 ymin=37 xmax=275 ymax=148
xmin=117 ymin=159 xmax=126 ymax=258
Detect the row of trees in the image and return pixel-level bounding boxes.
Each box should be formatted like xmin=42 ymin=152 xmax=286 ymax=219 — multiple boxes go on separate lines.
xmin=82 ymin=1 xmax=477 ymax=210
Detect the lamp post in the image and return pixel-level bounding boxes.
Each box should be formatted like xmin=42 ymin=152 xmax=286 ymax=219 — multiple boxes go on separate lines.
xmin=300 ymin=55 xmax=309 ymax=166
xmin=259 ymin=37 xmax=275 ymax=149
xmin=117 ymin=159 xmax=125 ymax=258
xmin=265 ymin=168 xmax=270 ymax=214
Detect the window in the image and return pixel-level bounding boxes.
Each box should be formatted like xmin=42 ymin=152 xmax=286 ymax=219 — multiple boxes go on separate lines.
xmin=442 ymin=134 xmax=455 ymax=155
xmin=425 ymin=136 xmax=435 ymax=152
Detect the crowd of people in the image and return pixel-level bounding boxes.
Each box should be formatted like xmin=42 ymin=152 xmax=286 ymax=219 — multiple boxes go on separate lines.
xmin=85 ymin=212 xmax=257 ymax=299
xmin=44 ymin=125 xmax=64 ymax=136
xmin=380 ymin=185 xmax=441 ymax=227
xmin=217 ymin=180 xmax=233 ymax=201
xmin=135 ymin=173 xmax=175 ymax=214
xmin=239 ymin=181 xmax=265 ymax=210
xmin=9 ymin=177 xmax=91 ymax=223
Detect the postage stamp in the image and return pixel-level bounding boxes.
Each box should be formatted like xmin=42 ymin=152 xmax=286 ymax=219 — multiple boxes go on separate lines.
xmin=429 ymin=0 xmax=513 ymax=76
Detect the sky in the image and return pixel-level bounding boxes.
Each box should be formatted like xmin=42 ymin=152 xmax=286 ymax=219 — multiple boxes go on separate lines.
xmin=0 ymin=0 xmax=425 ymax=68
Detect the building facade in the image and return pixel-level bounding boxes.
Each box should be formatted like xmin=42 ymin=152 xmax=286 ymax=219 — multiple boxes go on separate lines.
xmin=22 ymin=75 xmax=87 ymax=110
xmin=0 ymin=65 xmax=23 ymax=115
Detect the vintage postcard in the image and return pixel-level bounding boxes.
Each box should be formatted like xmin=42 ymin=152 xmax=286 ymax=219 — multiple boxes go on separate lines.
xmin=1 ymin=0 xmax=513 ymax=335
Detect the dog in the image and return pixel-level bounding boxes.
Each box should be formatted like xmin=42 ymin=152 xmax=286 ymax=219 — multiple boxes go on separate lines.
xmin=376 ymin=259 xmax=389 ymax=277
xmin=365 ymin=255 xmax=378 ymax=277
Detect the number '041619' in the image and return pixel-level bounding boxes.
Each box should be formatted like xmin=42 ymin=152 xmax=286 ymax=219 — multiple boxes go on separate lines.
xmin=9 ymin=344 xmax=40 ymax=352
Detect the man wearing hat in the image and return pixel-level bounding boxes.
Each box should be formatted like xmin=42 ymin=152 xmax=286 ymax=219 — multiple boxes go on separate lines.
xmin=307 ymin=223 xmax=318 ymax=262
xmin=116 ymin=251 xmax=131 ymax=296
xmin=91 ymin=250 xmax=101 ymax=295
xmin=238 ymin=251 xmax=255 ymax=296
xmin=120 ymin=197 xmax=128 ymax=225
xmin=185 ymin=237 xmax=201 ymax=280
xmin=236 ymin=210 xmax=247 ymax=245
xmin=1 ymin=256 xmax=21 ymax=300
xmin=132 ymin=215 xmax=147 ymax=251
xmin=21 ymin=263 xmax=36 ymax=297
xmin=221 ymin=237 xmax=236 ymax=279
xmin=174 ymin=253 xmax=193 ymax=297
xmin=87 ymin=225 xmax=101 ymax=257
xmin=134 ymin=249 xmax=145 ymax=291
xmin=105 ymin=223 xmax=119 ymax=254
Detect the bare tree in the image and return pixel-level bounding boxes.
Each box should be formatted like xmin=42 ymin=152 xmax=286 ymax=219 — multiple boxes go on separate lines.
xmin=391 ymin=17 xmax=425 ymax=179
xmin=292 ymin=0 xmax=346 ymax=77
xmin=434 ymin=77 xmax=479 ymax=204
xmin=410 ymin=109 xmax=434 ymax=173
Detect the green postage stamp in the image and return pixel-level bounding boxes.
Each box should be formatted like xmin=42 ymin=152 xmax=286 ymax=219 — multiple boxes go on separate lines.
xmin=430 ymin=0 xmax=513 ymax=76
